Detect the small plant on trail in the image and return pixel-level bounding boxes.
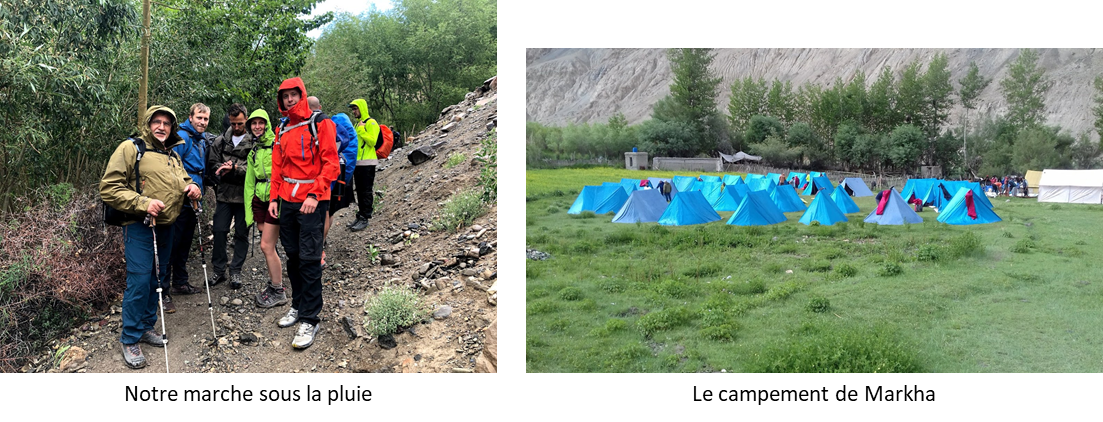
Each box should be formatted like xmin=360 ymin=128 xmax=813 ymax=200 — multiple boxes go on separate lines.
xmin=444 ymin=152 xmax=466 ymax=168
xmin=363 ymin=284 xmax=429 ymax=337
xmin=474 ymin=129 xmax=497 ymax=203
xmin=432 ymin=188 xmax=487 ymax=232
xmin=367 ymin=244 xmax=381 ymax=264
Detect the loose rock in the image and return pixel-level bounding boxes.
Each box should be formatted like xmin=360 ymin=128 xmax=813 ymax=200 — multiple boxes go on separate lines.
xmin=433 ymin=305 xmax=453 ymax=320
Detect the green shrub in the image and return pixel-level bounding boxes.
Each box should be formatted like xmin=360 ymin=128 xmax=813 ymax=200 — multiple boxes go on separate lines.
xmin=589 ymin=318 xmax=628 ymax=337
xmin=558 ymin=286 xmax=583 ymax=301
xmin=598 ymin=278 xmax=626 ymax=293
xmin=653 ymin=278 xmax=695 ymax=299
xmin=763 ymin=262 xmax=784 ymax=274
xmin=802 ymin=260 xmax=832 ymax=273
xmin=747 ymin=324 xmax=921 ymax=372
xmin=729 ymin=279 xmax=767 ymax=295
xmin=474 ymin=130 xmax=496 ymax=202
xmin=806 ymin=296 xmax=831 ymax=313
xmin=699 ymin=325 xmax=738 ymax=341
xmin=1010 ymin=239 xmax=1036 ymax=254
xmin=916 ymin=244 xmax=941 ymax=262
xmin=431 ymin=189 xmax=487 ymax=232
xmin=686 ymin=263 xmax=722 ymax=278
xmin=1075 ymin=240 xmax=1088 ymax=246
xmin=878 ymin=262 xmax=903 ymax=277
xmin=834 ymin=263 xmax=858 ymax=278
xmin=444 ymin=152 xmax=466 ymax=168
xmin=569 ymin=211 xmax=597 ymax=219
xmin=545 ymin=206 xmax=560 ymax=215
xmin=605 ymin=231 xmax=637 ymax=245
xmin=947 ymin=232 xmax=983 ymax=258
xmin=527 ymin=300 xmax=559 ymax=315
xmin=637 ymin=306 xmax=693 ymax=337
xmin=547 ymin=318 xmax=570 ymax=332
xmin=362 ymin=285 xmax=429 ymax=337
xmin=1001 ymin=231 xmax=1014 ymax=238
xmin=569 ymin=240 xmax=598 ymax=254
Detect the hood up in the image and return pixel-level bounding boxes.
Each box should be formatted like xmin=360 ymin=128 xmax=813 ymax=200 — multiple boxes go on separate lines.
xmin=277 ymin=77 xmax=312 ymax=123
xmin=246 ymin=109 xmax=275 ymax=147
xmin=349 ymin=98 xmax=370 ymax=123
xmin=140 ymin=105 xmax=183 ymax=151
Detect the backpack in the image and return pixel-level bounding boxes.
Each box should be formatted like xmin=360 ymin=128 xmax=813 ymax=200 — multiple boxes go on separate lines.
xmin=103 ymin=137 xmax=178 ymax=226
xmin=375 ymin=122 xmax=394 ymax=159
xmin=276 ymin=111 xmax=327 ymax=163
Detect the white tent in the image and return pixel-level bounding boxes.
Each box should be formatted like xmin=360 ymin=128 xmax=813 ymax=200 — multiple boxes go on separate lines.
xmin=1037 ymin=169 xmax=1103 ymax=204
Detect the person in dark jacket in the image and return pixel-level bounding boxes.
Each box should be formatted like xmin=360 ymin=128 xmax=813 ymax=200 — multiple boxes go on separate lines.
xmin=208 ymin=103 xmax=254 ymax=289
xmin=162 ymin=103 xmax=209 ymax=314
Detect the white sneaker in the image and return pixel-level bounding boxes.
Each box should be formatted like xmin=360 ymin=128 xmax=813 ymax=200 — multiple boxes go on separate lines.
xmin=292 ymin=322 xmax=320 ymax=349
xmin=278 ymin=308 xmax=299 ymax=328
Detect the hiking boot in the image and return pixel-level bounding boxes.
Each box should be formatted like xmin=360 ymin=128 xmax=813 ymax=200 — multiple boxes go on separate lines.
xmin=122 ymin=343 xmax=147 ymax=369
xmin=349 ymin=218 xmax=369 ymax=232
xmin=278 ymin=308 xmax=299 ymax=328
xmin=162 ymin=295 xmax=176 ymax=314
xmin=255 ymin=285 xmax=288 ymax=309
xmin=211 ymin=273 xmax=227 ymax=286
xmin=230 ymin=273 xmax=243 ymax=290
xmin=140 ymin=330 xmax=165 ymax=347
xmin=171 ymin=283 xmax=202 ymax=295
xmin=291 ymin=322 xmax=320 ymax=349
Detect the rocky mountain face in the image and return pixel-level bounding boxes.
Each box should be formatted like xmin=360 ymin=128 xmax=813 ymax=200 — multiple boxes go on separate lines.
xmin=527 ymin=48 xmax=1103 ymax=137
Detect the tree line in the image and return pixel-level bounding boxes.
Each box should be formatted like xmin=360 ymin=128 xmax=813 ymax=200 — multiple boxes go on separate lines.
xmin=0 ymin=0 xmax=495 ymax=212
xmin=527 ymin=48 xmax=1103 ymax=178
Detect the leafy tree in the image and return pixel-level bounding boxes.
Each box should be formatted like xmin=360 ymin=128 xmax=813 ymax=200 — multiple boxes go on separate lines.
xmin=749 ymin=135 xmax=802 ymax=167
xmin=727 ymin=77 xmax=768 ymax=134
xmin=958 ymin=61 xmax=991 ymax=174
xmin=745 ymin=115 xmax=784 ymax=144
xmin=1094 ymin=76 xmax=1103 ymax=140
xmin=887 ymin=124 xmax=924 ymax=171
xmin=1011 ymin=126 xmax=1069 ymax=172
xmin=637 ymin=119 xmax=699 ymax=158
xmin=654 ymin=48 xmax=723 ymax=155
xmin=1000 ymin=49 xmax=1052 ymax=132
xmin=608 ymin=112 xmax=629 ymax=131
xmin=787 ymin=121 xmax=827 ymax=166
xmin=921 ymin=53 xmax=954 ymax=139
xmin=840 ymin=72 xmax=868 ymax=126
xmin=834 ymin=121 xmax=863 ymax=168
xmin=895 ymin=61 xmax=925 ymax=128
xmin=1069 ymin=132 xmax=1102 ymax=169
xmin=766 ymin=80 xmax=797 ymax=126
xmin=866 ymin=67 xmax=898 ymax=134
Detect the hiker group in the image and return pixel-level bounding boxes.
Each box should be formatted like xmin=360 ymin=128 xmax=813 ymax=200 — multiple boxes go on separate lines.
xmin=99 ymin=77 xmax=398 ymax=369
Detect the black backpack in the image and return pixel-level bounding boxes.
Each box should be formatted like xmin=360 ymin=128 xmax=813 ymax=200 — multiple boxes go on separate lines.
xmin=102 ymin=137 xmax=177 ymax=226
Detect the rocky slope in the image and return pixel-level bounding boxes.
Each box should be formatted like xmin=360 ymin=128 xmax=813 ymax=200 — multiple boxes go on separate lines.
xmin=527 ymin=48 xmax=1103 ymax=136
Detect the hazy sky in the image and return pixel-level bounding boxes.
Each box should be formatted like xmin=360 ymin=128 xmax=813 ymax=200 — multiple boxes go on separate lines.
xmin=306 ymin=0 xmax=394 ymax=39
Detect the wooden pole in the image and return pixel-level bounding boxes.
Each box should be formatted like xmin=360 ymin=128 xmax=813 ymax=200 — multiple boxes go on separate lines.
xmin=138 ymin=0 xmax=151 ymax=124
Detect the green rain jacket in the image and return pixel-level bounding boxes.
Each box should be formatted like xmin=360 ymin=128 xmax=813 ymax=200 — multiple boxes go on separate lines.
xmin=243 ymin=109 xmax=275 ymax=226
xmin=349 ymin=98 xmax=380 ymax=164
xmin=99 ymin=105 xmax=197 ymax=226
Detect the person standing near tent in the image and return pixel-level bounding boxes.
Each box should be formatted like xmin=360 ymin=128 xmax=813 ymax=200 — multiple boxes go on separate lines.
xmin=347 ymin=98 xmax=379 ymax=232
xmin=659 ymin=180 xmax=672 ymax=202
xmin=268 ymin=77 xmax=339 ymax=349
xmin=100 ymin=105 xmax=202 ymax=369
xmin=208 ymin=104 xmax=254 ymax=289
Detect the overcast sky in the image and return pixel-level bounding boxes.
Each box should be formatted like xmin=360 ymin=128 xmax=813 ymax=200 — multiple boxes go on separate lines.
xmin=306 ymin=0 xmax=394 ymax=39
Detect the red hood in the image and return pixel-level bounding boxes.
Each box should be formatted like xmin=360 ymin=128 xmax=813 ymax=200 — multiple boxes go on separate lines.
xmin=277 ymin=77 xmax=312 ymax=123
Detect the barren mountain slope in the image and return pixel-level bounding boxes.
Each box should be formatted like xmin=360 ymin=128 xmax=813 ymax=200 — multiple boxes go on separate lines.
xmin=527 ymin=48 xmax=1103 ymax=136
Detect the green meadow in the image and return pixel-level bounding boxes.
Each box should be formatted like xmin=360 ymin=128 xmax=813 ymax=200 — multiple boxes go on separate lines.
xmin=526 ymin=168 xmax=1103 ymax=372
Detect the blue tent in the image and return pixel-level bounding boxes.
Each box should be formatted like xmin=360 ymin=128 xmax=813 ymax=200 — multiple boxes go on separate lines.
xmin=699 ymin=182 xmax=725 ymax=205
xmin=765 ymin=172 xmax=783 ymax=186
xmin=683 ymin=181 xmax=704 ymax=192
xmin=921 ymin=181 xmax=955 ymax=210
xmin=711 ymin=186 xmax=744 ymax=211
xmin=672 ymin=175 xmax=697 ymax=192
xmin=937 ymin=187 xmax=1002 ymax=225
xmin=722 ymin=174 xmax=744 ymax=186
xmin=787 ymin=171 xmax=808 ymax=188
xmin=568 ymin=185 xmax=628 ymax=214
xmin=747 ymin=177 xmax=775 ymax=192
xmin=619 ymin=178 xmax=642 ymax=194
xmin=698 ymin=174 xmax=722 ymax=183
xmin=830 ymin=187 xmax=861 ymax=213
xmin=900 ymin=178 xmax=938 ymax=203
xmin=864 ymin=189 xmax=923 ymax=225
xmin=840 ymin=177 xmax=874 ymax=197
xmin=612 ymin=189 xmax=670 ymax=223
xmin=799 ymin=192 xmax=849 ymax=226
xmin=727 ymin=190 xmax=787 ymax=226
xmin=728 ymin=183 xmax=750 ymax=199
xmin=658 ymin=191 xmax=722 ymax=226
xmin=810 ymin=171 xmax=826 ymax=178
xmin=770 ymin=184 xmax=807 ymax=213
xmin=801 ymin=176 xmax=835 ymax=196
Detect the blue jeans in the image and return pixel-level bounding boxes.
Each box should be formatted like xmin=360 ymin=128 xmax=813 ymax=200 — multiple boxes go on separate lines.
xmin=120 ymin=223 xmax=173 ymax=344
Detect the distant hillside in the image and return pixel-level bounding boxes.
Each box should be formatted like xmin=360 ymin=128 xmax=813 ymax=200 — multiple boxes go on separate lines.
xmin=526 ymin=48 xmax=1103 ymax=137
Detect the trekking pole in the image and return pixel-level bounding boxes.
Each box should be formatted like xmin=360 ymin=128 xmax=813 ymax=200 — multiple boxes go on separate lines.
xmin=145 ymin=214 xmax=170 ymax=374
xmin=193 ymin=200 xmax=218 ymax=344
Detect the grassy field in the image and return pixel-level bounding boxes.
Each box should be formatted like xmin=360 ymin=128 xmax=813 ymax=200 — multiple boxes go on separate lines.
xmin=526 ymin=168 xmax=1103 ymax=372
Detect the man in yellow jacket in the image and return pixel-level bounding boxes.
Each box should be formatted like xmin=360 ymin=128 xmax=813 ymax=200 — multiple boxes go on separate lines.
xmin=347 ymin=98 xmax=379 ymax=232
xmin=100 ymin=105 xmax=201 ymax=369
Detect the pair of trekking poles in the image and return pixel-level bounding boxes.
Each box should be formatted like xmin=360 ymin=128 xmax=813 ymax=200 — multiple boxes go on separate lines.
xmin=145 ymin=199 xmax=218 ymax=373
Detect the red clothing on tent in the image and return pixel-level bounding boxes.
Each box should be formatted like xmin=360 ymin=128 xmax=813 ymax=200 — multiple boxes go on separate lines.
xmin=875 ymin=190 xmax=891 ymax=215
xmin=965 ymin=190 xmax=977 ymax=220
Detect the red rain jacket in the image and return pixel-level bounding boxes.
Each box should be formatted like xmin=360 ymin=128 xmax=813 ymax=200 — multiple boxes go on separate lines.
xmin=270 ymin=77 xmax=339 ymax=203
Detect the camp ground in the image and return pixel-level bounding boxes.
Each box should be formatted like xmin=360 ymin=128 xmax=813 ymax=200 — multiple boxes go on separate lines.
xmin=528 ymin=167 xmax=1103 ymax=373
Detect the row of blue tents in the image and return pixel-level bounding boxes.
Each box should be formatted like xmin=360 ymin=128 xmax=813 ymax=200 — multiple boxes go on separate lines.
xmin=568 ymin=174 xmax=1001 ymax=227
